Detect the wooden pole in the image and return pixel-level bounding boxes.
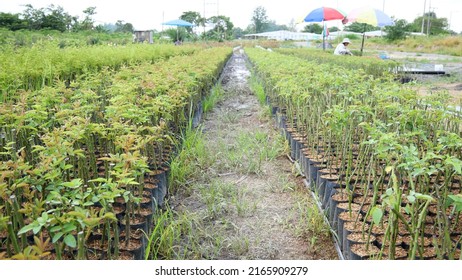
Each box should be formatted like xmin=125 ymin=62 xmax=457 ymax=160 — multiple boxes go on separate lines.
xmin=360 ymin=24 xmax=366 ymax=56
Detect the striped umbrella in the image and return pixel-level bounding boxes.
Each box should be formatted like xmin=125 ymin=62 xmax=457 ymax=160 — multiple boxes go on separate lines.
xmin=304 ymin=7 xmax=347 ymax=50
xmin=304 ymin=7 xmax=346 ymax=22
xmin=346 ymin=7 xmax=394 ymax=55
xmin=346 ymin=7 xmax=394 ymax=27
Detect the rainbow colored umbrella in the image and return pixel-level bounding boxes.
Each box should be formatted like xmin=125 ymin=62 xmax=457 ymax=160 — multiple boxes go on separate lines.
xmin=346 ymin=7 xmax=394 ymax=27
xmin=346 ymin=7 xmax=394 ymax=55
xmin=304 ymin=7 xmax=346 ymax=49
xmin=304 ymin=7 xmax=346 ymax=22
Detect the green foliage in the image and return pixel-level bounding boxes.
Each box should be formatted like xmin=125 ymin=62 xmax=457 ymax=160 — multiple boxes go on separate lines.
xmin=303 ymin=24 xmax=323 ymax=34
xmin=0 ymin=12 xmax=28 ymax=31
xmin=163 ymin=27 xmax=188 ymax=42
xmin=409 ymin=12 xmax=450 ymax=35
xmin=180 ymin=11 xmax=205 ymax=33
xmin=233 ymin=27 xmax=245 ymax=39
xmin=0 ymin=4 xmax=134 ymax=34
xmin=78 ymin=6 xmax=97 ymax=31
xmin=345 ymin=22 xmax=378 ymax=33
xmin=0 ymin=45 xmax=232 ymax=259
xmin=385 ymin=19 xmax=411 ymax=41
xmin=0 ymin=29 xmax=133 ymax=48
xmin=206 ymin=15 xmax=234 ymax=41
xmin=21 ymin=4 xmax=73 ymax=32
xmin=247 ymin=46 xmax=462 ymax=259
xmin=276 ymin=48 xmax=398 ymax=77
xmin=251 ymin=6 xmax=269 ymax=33
xmin=380 ymin=35 xmax=462 ymax=56
xmin=265 ymin=20 xmax=290 ymax=32
xmin=203 ymin=85 xmax=225 ymax=114
xmin=344 ymin=33 xmax=361 ymax=40
xmin=114 ymin=20 xmax=134 ymax=33
xmin=249 ymin=75 xmax=267 ymax=105
xmin=329 ymin=26 xmax=340 ymax=32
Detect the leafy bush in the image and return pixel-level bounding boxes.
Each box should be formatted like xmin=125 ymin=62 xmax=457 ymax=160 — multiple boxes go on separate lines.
xmin=384 ymin=19 xmax=410 ymax=41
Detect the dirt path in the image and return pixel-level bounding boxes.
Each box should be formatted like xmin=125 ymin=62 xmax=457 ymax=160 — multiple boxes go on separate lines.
xmin=170 ymin=50 xmax=338 ymax=260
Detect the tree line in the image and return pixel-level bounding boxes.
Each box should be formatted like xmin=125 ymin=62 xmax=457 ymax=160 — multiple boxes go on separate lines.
xmin=0 ymin=4 xmax=457 ymax=42
xmin=178 ymin=7 xmax=296 ymax=41
xmin=0 ymin=4 xmax=133 ymax=33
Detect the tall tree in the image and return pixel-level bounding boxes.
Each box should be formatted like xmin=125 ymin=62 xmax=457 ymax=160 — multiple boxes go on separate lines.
xmin=251 ymin=6 xmax=269 ymax=33
xmin=207 ymin=15 xmax=234 ymax=41
xmin=20 ymin=4 xmax=72 ymax=31
xmin=180 ymin=11 xmax=204 ymax=33
xmin=22 ymin=4 xmax=44 ymax=30
xmin=384 ymin=19 xmax=410 ymax=41
xmin=80 ymin=7 xmax=97 ymax=30
xmin=41 ymin=5 xmax=72 ymax=32
xmin=409 ymin=12 xmax=449 ymax=35
xmin=0 ymin=12 xmax=27 ymax=30
xmin=115 ymin=20 xmax=134 ymax=33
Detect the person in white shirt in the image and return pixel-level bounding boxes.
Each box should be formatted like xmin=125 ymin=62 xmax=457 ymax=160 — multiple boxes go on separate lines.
xmin=334 ymin=38 xmax=353 ymax=55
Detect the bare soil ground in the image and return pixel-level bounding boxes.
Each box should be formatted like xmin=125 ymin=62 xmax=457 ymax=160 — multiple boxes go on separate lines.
xmin=170 ymin=50 xmax=338 ymax=260
xmin=386 ymin=51 xmax=462 ymax=103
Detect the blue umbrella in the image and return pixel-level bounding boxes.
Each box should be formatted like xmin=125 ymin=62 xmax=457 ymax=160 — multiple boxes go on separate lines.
xmin=162 ymin=19 xmax=195 ymax=42
xmin=162 ymin=19 xmax=195 ymax=27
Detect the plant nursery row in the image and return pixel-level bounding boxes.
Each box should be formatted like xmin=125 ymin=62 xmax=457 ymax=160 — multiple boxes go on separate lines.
xmin=0 ymin=45 xmax=232 ymax=260
xmin=0 ymin=43 xmax=200 ymax=101
xmin=247 ymin=47 xmax=462 ymax=260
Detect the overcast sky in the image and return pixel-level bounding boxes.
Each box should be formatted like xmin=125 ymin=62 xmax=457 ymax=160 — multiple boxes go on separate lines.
xmin=1 ymin=0 xmax=461 ymax=32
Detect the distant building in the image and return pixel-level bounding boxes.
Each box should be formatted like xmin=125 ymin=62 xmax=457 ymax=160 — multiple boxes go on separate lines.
xmin=133 ymin=30 xmax=153 ymax=44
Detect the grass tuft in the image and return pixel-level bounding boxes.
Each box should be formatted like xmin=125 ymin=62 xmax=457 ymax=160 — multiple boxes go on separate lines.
xmin=249 ymin=75 xmax=267 ymax=105
xmin=203 ymin=84 xmax=225 ymax=115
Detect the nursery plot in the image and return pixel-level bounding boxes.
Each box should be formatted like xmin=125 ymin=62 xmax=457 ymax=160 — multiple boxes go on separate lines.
xmin=0 ymin=46 xmax=231 ymax=260
xmin=247 ymin=47 xmax=462 ymax=260
xmin=276 ymin=48 xmax=399 ymax=78
xmin=0 ymin=43 xmax=199 ymax=101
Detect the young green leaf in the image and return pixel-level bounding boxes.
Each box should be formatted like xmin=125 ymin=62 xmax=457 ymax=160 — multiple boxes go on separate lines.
xmin=62 ymin=223 xmax=77 ymax=234
xmin=64 ymin=234 xmax=77 ymax=248
xmin=371 ymin=206 xmax=383 ymax=225
xmin=17 ymin=223 xmax=35 ymax=235
xmin=52 ymin=232 xmax=64 ymax=243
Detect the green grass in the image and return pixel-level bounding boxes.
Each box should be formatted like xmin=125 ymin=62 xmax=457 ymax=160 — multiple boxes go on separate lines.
xmin=168 ymin=122 xmax=215 ymax=193
xmin=198 ymin=180 xmax=236 ymax=220
xmin=232 ymin=189 xmax=257 ymax=218
xmin=219 ymin=109 xmax=240 ymax=124
xmin=281 ymin=190 xmax=331 ymax=245
xmin=203 ymin=84 xmax=225 ymax=115
xmin=366 ymin=35 xmax=462 ymax=57
xmin=249 ymin=75 xmax=267 ymax=105
xmin=268 ymin=175 xmax=298 ymax=194
xmin=149 ymin=65 xmax=314 ymax=259
xmin=229 ymin=235 xmax=250 ymax=256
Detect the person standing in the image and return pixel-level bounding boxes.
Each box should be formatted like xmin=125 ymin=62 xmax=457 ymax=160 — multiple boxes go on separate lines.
xmin=334 ymin=38 xmax=353 ymax=55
